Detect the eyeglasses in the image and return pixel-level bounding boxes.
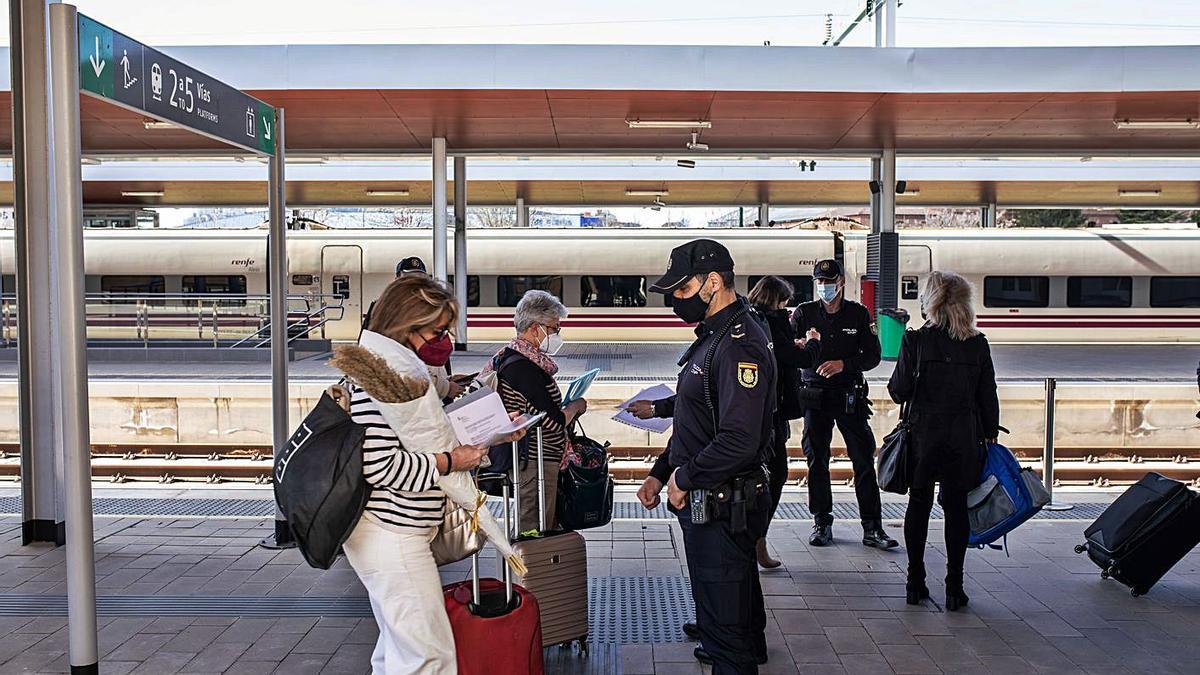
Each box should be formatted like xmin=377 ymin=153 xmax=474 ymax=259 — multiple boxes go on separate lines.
xmin=424 ymin=326 xmax=451 ymax=340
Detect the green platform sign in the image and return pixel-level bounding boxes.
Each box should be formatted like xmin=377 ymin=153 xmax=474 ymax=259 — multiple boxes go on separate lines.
xmin=78 ymin=13 xmax=275 ymax=155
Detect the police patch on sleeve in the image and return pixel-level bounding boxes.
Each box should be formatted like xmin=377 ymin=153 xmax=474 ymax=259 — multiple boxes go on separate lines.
xmin=737 ymin=362 xmax=759 ymax=388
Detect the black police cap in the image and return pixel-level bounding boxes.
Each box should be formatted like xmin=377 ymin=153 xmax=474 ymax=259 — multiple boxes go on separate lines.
xmin=649 ymin=239 xmax=734 ymax=294
xmin=813 ymin=259 xmax=844 ymax=280
xmin=396 ymin=256 xmax=427 ymax=275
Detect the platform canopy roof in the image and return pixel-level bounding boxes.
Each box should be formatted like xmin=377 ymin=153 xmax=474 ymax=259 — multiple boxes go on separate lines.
xmin=1 ymin=43 xmax=1199 ymax=156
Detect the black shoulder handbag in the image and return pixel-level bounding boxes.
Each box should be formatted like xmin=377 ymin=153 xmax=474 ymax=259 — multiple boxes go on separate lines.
xmin=877 ymin=335 xmax=921 ymax=495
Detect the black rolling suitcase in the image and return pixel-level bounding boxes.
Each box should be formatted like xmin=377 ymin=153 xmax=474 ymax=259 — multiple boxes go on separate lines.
xmin=1075 ymin=472 xmax=1200 ymax=596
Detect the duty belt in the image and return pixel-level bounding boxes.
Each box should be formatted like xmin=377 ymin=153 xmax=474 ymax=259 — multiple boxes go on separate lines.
xmin=708 ymin=467 xmax=769 ymax=533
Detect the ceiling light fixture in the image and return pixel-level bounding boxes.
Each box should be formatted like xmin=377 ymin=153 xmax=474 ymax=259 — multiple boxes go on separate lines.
xmin=686 ymin=131 xmax=709 ymax=151
xmin=366 ymin=189 xmax=410 ymax=197
xmin=651 ymin=198 xmax=666 ymax=211
xmin=626 ymin=120 xmax=712 ymax=129
xmin=121 ymin=190 xmax=164 ymax=197
xmin=1118 ymin=188 xmax=1162 ymax=197
xmin=1113 ymin=119 xmax=1198 ymax=130
xmin=142 ymin=119 xmax=174 ymax=130
xmin=626 ymin=188 xmax=669 ymax=196
xmin=287 ymin=157 xmax=328 ymax=164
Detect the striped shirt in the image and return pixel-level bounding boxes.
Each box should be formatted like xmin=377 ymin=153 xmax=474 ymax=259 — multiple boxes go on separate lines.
xmin=350 ymin=386 xmax=446 ymax=530
xmin=495 ymin=350 xmax=569 ymax=462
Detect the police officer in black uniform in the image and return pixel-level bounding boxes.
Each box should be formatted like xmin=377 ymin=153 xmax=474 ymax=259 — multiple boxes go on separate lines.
xmin=791 ymin=259 xmax=898 ymax=549
xmin=637 ymin=239 xmax=776 ymax=674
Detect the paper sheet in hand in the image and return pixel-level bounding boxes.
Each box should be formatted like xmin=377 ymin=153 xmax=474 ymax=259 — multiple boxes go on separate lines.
xmin=562 ymin=367 xmax=600 ymax=404
xmin=444 ymin=387 xmax=544 ymax=447
xmin=612 ymin=383 xmax=675 ymax=434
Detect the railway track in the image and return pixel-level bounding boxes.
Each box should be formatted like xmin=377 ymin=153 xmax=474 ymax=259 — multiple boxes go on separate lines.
xmin=1 ymin=444 xmax=1197 ymax=487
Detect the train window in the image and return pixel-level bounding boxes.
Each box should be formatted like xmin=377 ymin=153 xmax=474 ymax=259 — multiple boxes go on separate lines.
xmin=332 ymin=275 xmax=351 ymax=300
xmin=183 ymin=276 xmax=248 ymax=307
xmin=983 ymin=276 xmax=1049 ymax=308
xmin=183 ymin=275 xmax=247 ymax=295
xmin=747 ymin=275 xmax=814 ymax=306
xmin=580 ymin=276 xmax=646 ymax=307
xmin=901 ymin=276 xmax=919 ymax=300
xmin=1067 ymin=276 xmax=1131 ymax=308
xmin=1150 ymin=276 xmax=1200 ymax=308
xmin=100 ymin=275 xmax=165 ymax=295
xmin=292 ymin=274 xmax=316 ymax=286
xmin=446 ymin=275 xmax=481 ymax=307
xmin=497 ymin=276 xmax=563 ymax=307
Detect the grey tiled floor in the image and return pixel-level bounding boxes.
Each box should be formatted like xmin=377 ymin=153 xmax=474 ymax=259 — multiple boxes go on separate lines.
xmin=1 ymin=504 xmax=1199 ymax=674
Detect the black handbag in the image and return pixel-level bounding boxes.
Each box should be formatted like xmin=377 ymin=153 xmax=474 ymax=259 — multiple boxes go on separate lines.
xmin=877 ymin=338 xmax=921 ymax=495
xmin=273 ymin=383 xmax=368 ymax=569
xmin=557 ymin=422 xmax=615 ymax=531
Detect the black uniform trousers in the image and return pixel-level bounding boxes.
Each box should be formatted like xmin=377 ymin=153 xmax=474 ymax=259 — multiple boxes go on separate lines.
xmin=676 ymin=492 xmax=769 ymax=675
xmin=801 ymin=406 xmax=882 ymax=527
xmin=764 ymin=416 xmax=790 ymax=536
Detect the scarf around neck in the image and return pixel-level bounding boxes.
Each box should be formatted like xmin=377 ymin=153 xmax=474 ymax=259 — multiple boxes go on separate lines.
xmin=484 ymin=335 xmax=559 ymax=377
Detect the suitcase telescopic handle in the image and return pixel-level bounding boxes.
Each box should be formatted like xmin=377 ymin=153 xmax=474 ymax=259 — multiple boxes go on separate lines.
xmin=509 ymin=420 xmax=548 ymax=537
xmin=470 ymin=473 xmax=514 ymax=606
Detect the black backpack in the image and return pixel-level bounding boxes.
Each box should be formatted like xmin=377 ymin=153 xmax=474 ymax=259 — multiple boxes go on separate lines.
xmin=273 ymin=385 xmax=368 ymax=569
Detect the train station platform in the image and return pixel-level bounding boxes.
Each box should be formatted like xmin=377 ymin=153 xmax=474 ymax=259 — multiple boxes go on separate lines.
xmin=0 ymin=343 xmax=1194 ymax=383
xmin=0 ymin=488 xmax=1197 ymax=674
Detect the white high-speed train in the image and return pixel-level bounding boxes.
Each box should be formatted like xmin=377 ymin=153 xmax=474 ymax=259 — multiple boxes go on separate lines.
xmin=0 ymin=227 xmax=1195 ymax=343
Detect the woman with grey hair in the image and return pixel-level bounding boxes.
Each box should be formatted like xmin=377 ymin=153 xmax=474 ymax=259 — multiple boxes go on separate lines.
xmin=888 ymin=271 xmax=1000 ymax=612
xmin=482 ymin=289 xmax=587 ymax=531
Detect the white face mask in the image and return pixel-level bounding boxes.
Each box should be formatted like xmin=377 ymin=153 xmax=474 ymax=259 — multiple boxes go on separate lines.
xmin=539 ymin=325 xmax=564 ymax=355
xmin=816 ymin=283 xmax=840 ymax=304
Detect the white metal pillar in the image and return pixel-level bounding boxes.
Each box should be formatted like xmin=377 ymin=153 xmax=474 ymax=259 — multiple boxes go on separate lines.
xmin=48 ymin=3 xmax=98 ymax=670
xmin=874 ymin=0 xmax=883 ymax=47
xmin=452 ymin=156 xmax=468 ymax=348
xmin=516 ymin=197 xmax=528 ymax=228
xmin=432 ymin=138 xmax=448 ymax=282
xmin=758 ymin=202 xmax=769 ymax=227
xmin=870 ymin=158 xmax=882 ymax=232
xmin=885 ymin=0 xmax=897 ymax=47
xmin=880 ymin=149 xmax=896 ymax=233
xmin=984 ymin=202 xmax=998 ymax=228
xmin=11 ymin=0 xmax=64 ymax=545
xmin=266 ymin=108 xmax=292 ymax=548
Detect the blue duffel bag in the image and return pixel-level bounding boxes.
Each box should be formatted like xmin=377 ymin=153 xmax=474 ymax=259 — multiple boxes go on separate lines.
xmin=967 ymin=441 xmax=1051 ymax=550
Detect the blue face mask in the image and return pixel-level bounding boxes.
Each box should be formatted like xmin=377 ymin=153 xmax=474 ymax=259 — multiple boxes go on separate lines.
xmin=816 ymin=283 xmax=840 ymax=303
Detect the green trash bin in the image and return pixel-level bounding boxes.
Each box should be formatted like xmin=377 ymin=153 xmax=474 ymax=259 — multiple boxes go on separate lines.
xmin=877 ymin=308 xmax=910 ymax=360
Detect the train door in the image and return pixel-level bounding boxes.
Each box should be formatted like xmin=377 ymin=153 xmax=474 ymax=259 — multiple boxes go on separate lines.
xmin=898 ymin=243 xmax=933 ymax=318
xmin=320 ymin=245 xmax=363 ymax=341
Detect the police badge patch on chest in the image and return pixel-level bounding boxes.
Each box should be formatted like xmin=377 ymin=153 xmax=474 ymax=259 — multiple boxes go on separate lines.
xmin=737 ymin=362 xmax=759 ymax=388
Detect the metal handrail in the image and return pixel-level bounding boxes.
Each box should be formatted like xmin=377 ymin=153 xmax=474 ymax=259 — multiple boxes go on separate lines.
xmin=0 ymin=292 xmax=345 ymax=348
xmin=229 ymin=293 xmax=345 ymax=345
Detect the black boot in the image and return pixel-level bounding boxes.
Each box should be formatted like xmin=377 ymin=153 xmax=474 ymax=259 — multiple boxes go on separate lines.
xmin=809 ymin=523 xmax=833 ymax=547
xmin=945 ymin=573 xmax=969 ymax=612
xmin=862 ymin=520 xmax=900 ymax=549
xmin=905 ymin=563 xmax=929 ymax=605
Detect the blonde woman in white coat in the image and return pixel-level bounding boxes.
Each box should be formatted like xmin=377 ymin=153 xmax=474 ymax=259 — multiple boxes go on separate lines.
xmin=333 ymin=275 xmax=522 ymax=675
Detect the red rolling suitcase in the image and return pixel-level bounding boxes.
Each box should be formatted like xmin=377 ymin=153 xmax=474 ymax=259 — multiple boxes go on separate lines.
xmin=443 ymin=476 xmax=545 ymax=674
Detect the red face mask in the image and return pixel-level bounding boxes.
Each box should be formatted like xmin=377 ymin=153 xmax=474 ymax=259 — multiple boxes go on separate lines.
xmin=416 ymin=333 xmax=453 ymax=367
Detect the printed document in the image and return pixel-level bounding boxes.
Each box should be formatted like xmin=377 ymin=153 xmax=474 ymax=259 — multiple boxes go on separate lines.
xmin=444 ymin=386 xmax=545 ymax=447
xmin=612 ymin=383 xmax=675 ymax=434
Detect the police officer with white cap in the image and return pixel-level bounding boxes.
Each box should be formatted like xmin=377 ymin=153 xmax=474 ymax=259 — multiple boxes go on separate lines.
xmin=638 ymin=239 xmax=776 ymax=673
xmin=791 ymin=259 xmax=898 ymax=549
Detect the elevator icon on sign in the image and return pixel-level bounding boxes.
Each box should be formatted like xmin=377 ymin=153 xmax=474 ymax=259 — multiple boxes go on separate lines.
xmin=245 ymin=107 xmax=255 ymax=138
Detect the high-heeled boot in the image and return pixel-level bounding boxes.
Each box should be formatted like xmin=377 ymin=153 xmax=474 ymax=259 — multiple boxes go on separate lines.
xmin=906 ymin=563 xmax=929 ymax=605
xmin=945 ymin=572 xmax=969 ymax=612
xmin=756 ymin=537 xmax=782 ymax=569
